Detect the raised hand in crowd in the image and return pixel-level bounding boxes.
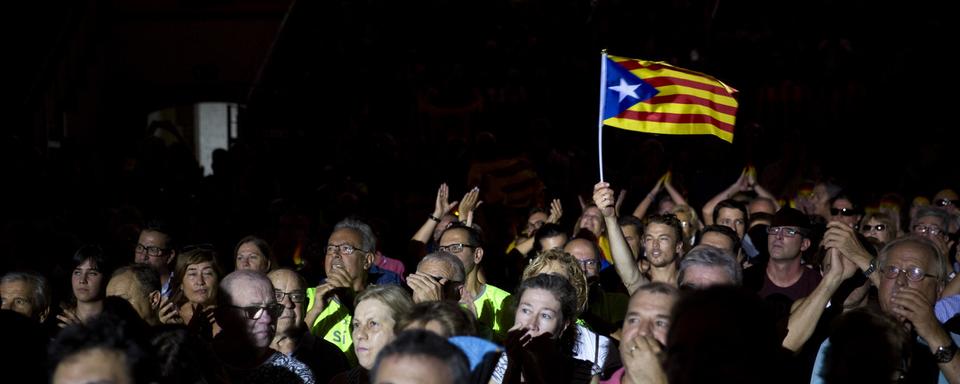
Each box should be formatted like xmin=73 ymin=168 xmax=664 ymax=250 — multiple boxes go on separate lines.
xmin=821 ymin=221 xmax=876 ymax=285
xmin=458 ymin=186 xmax=482 ymax=225
xmin=412 ymin=183 xmax=459 ymax=244
xmin=596 ymin=181 xmax=648 ymax=294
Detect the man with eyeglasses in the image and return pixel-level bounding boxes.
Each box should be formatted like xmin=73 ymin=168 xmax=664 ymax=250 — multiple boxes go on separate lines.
xmin=810 ymin=236 xmax=960 ymax=383
xmin=743 ymin=207 xmax=822 ymax=303
xmin=214 ymin=270 xmax=316 ymax=383
xmin=133 ymin=222 xmax=177 ymax=298
xmin=268 ymin=268 xmax=348 ymax=384
xmin=407 ymin=251 xmax=465 ymax=303
xmin=912 ymin=206 xmax=953 ymax=258
xmin=438 ymin=223 xmax=512 ymax=342
xmin=305 ymin=218 xmax=377 ymax=356
xmin=565 ymin=238 xmax=602 ymax=279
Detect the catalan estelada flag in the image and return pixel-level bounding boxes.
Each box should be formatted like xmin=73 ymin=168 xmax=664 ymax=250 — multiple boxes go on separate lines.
xmin=600 ymin=53 xmax=738 ymax=143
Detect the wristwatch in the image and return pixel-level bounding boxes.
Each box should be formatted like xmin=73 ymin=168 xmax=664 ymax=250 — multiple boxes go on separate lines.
xmin=863 ymin=259 xmax=877 ymax=278
xmin=935 ymin=342 xmax=958 ymax=363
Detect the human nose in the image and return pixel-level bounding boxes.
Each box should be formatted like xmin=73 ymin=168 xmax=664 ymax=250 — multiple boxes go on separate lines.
xmin=281 ymin=293 xmax=294 ymax=308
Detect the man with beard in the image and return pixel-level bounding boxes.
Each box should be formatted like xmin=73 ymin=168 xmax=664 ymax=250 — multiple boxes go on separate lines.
xmin=593 ymin=182 xmax=683 ymax=291
xmin=743 ymin=208 xmax=821 ymax=304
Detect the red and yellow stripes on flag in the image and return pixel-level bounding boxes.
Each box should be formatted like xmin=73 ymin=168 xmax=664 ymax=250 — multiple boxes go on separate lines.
xmin=603 ymin=55 xmax=738 ymax=143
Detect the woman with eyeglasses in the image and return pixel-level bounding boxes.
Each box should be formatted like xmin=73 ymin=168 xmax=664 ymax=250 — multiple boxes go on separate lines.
xmin=235 ymin=235 xmax=275 ymax=273
xmin=860 ymin=212 xmax=899 ymax=245
xmin=330 ymin=284 xmax=414 ymax=384
xmin=159 ymin=247 xmax=223 ymax=337
xmin=57 ymin=245 xmax=114 ymax=328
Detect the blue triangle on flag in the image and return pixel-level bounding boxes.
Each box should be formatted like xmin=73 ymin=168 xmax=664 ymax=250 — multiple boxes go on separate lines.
xmin=603 ymin=58 xmax=659 ymax=120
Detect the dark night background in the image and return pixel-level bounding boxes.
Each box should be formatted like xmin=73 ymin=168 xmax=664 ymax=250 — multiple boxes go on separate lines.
xmin=3 ymin=0 xmax=958 ymax=281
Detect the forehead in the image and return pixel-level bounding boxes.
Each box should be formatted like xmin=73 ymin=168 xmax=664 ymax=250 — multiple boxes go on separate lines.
xmin=329 ymin=228 xmax=362 ymax=245
xmin=268 ymin=271 xmax=304 ymax=290
xmin=520 ymin=288 xmax=561 ymax=309
xmin=718 ymin=207 xmax=744 ymax=219
xmin=935 ymin=189 xmax=958 ymax=200
xmin=355 ymin=297 xmax=393 ymax=319
xmin=0 ymin=280 xmax=32 ymax=296
xmin=886 ymin=243 xmax=935 ymax=269
xmin=583 ymin=206 xmax=601 ymax=216
xmin=528 ymin=212 xmax=548 ymax=222
xmin=563 ymin=239 xmax=596 ymax=259
xmin=700 ymin=232 xmax=733 ymax=248
xmin=237 ymin=242 xmax=263 ymax=255
xmin=628 ymin=291 xmax=675 ymax=314
xmin=138 ymin=230 xmax=169 ymax=245
xmin=832 ymin=198 xmax=853 ymax=209
xmin=916 ymin=215 xmax=945 ymax=227
xmin=228 ymin=278 xmax=273 ymax=304
xmin=440 ymin=228 xmax=469 ymax=244
xmin=187 ymin=261 xmax=215 ymax=270
xmin=645 ymin=223 xmax=677 ymax=237
xmin=418 ymin=258 xmax=455 ymax=278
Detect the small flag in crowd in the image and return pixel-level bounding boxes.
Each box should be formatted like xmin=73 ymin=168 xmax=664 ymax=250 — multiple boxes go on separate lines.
xmin=600 ymin=53 xmax=738 ymax=143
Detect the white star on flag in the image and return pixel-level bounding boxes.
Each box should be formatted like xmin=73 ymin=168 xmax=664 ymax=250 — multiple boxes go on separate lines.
xmin=609 ymin=78 xmax=642 ymax=102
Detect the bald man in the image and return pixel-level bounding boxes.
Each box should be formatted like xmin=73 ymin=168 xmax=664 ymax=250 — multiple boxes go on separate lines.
xmin=215 ymin=270 xmax=316 ymax=384
xmin=268 ymin=269 xmax=348 ymax=384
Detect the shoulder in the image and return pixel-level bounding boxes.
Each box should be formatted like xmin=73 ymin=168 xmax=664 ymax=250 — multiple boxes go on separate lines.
xmin=267 ymin=353 xmax=316 ymax=383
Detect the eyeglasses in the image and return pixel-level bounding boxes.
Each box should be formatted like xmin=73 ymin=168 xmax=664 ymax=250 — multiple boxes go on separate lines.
xmin=438 ymin=243 xmax=475 ymax=253
xmin=912 ymin=225 xmax=943 ymax=237
xmin=767 ymin=226 xmax=803 ymax=238
xmin=861 ymin=224 xmax=887 ymax=232
xmin=135 ymin=243 xmax=167 ymax=257
xmin=229 ymin=303 xmax=284 ymax=320
xmin=935 ymin=199 xmax=960 ymax=207
xmin=881 ymin=265 xmax=938 ymax=282
xmin=275 ymin=290 xmax=306 ymax=303
xmin=577 ymin=259 xmax=599 ymax=269
xmin=325 ymin=244 xmax=367 ymax=256
xmin=830 ymin=208 xmax=860 ymax=216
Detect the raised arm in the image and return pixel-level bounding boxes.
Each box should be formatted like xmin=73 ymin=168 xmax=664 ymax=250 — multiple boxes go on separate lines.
xmin=782 ymin=248 xmax=852 ymax=352
xmin=821 ymin=222 xmax=879 ymax=287
xmin=747 ymin=165 xmax=781 ymax=211
xmin=412 ymin=183 xmax=459 ymax=244
xmin=701 ymin=168 xmax=747 ymax=226
xmin=661 ymin=171 xmax=688 ymax=208
xmin=596 ymin=181 xmax=648 ymax=294
xmin=632 ymin=175 xmax=665 ymax=219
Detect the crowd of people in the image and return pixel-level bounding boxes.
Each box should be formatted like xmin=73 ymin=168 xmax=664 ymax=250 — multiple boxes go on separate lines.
xmin=2 ymin=164 xmax=959 ymax=383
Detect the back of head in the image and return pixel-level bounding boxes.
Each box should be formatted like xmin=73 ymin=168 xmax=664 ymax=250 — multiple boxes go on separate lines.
xmin=397 ymin=301 xmax=477 ymax=337
xmin=371 ymin=329 xmax=470 ymax=384
xmin=667 ymin=286 xmax=785 ymax=384
xmin=0 ymin=310 xmax=47 ymax=384
xmin=112 ymin=264 xmax=162 ymax=294
xmin=821 ymin=307 xmax=909 ymax=384
xmin=678 ymin=245 xmax=742 ymax=288
xmin=49 ymin=313 xmax=151 ymax=384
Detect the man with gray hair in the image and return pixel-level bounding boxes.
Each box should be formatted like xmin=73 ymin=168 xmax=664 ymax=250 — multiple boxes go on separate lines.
xmin=408 ymin=251 xmax=465 ymax=303
xmin=912 ymin=206 xmax=952 ymax=257
xmin=809 ymin=236 xmax=960 ymax=383
xmin=677 ymin=245 xmax=742 ymax=289
xmin=305 ymin=217 xmax=378 ymax=354
xmin=0 ymin=271 xmax=51 ymax=323
xmin=214 ymin=270 xmax=315 ymax=383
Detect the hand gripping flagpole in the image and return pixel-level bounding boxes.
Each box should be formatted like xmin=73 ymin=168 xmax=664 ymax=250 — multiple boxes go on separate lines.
xmin=597 ymin=50 xmax=608 ymax=183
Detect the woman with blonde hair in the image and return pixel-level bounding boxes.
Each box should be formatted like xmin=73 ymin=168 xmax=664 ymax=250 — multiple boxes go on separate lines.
xmin=331 ymin=284 xmax=414 ymax=384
